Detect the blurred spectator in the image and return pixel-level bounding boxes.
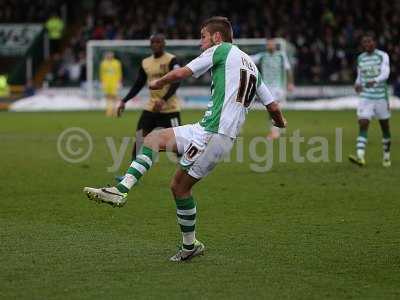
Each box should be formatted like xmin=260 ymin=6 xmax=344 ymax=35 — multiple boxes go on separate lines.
xmin=67 ymin=56 xmax=83 ymax=83
xmin=45 ymin=13 xmax=65 ymax=54
xmin=7 ymin=0 xmax=396 ymax=86
xmin=78 ymin=51 xmax=87 ymax=82
xmin=92 ymin=20 xmax=106 ymax=39
xmin=393 ymin=75 xmax=400 ymax=98
xmin=48 ymin=53 xmax=68 ymax=85
xmin=24 ymin=79 xmax=36 ymax=97
xmin=0 ymin=0 xmax=65 ymax=23
xmin=0 ymin=74 xmax=10 ymax=98
xmin=60 ymin=0 xmax=399 ymax=85
xmin=47 ymin=51 xmax=86 ymax=85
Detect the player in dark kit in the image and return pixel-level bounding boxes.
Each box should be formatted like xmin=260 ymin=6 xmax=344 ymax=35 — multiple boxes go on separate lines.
xmin=116 ymin=34 xmax=182 ymax=181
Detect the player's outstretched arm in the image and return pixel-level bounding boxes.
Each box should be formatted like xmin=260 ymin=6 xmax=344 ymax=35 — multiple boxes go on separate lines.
xmin=160 ymin=57 xmax=182 ymax=102
xmin=266 ymin=102 xmax=287 ymax=128
xmin=117 ymin=66 xmax=147 ymax=117
xmin=149 ymin=67 xmax=193 ymax=90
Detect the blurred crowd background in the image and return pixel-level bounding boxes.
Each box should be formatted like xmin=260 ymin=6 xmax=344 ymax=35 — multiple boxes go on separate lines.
xmin=1 ymin=0 xmax=400 ymax=88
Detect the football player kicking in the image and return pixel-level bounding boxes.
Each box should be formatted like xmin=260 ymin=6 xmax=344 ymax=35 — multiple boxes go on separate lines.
xmin=84 ymin=17 xmax=287 ymax=262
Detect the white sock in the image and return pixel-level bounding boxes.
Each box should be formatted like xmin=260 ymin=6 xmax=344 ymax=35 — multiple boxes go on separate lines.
xmin=182 ymin=232 xmax=196 ymax=250
xmin=357 ymin=149 xmax=365 ymax=159
xmin=383 ymin=152 xmax=390 ymax=160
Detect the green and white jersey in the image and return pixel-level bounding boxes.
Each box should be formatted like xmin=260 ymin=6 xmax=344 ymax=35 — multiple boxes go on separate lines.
xmin=251 ymin=51 xmax=291 ymax=89
xmin=356 ymin=49 xmax=390 ymax=101
xmin=186 ymin=42 xmax=274 ymax=138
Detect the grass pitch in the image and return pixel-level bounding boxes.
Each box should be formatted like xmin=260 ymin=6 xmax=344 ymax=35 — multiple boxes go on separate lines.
xmin=1 ymin=110 xmax=399 ymax=299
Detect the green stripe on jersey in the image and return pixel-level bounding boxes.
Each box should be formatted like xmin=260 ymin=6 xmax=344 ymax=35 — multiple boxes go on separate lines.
xmin=200 ymin=42 xmax=232 ymax=133
xmin=357 ymin=50 xmax=389 ymax=101
xmin=359 ymin=56 xmax=381 ymax=61
xmin=361 ymin=94 xmax=387 ymax=99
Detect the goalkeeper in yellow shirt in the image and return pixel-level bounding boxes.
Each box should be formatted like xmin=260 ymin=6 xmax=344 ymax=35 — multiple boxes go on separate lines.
xmin=100 ymin=52 xmax=122 ymax=116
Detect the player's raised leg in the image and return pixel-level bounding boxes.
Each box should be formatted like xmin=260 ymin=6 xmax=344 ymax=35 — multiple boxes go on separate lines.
xmin=114 ymin=118 xmax=154 ymax=183
xmin=349 ymin=118 xmax=369 ymax=166
xmin=379 ymin=118 xmax=391 ymax=167
xmin=169 ymin=169 xmax=205 ymax=262
xmin=84 ymin=128 xmax=177 ymax=206
xmin=117 ymin=128 xmax=177 ymax=192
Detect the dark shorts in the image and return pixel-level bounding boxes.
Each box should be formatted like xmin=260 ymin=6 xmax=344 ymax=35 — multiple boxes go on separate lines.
xmin=137 ymin=110 xmax=181 ymax=133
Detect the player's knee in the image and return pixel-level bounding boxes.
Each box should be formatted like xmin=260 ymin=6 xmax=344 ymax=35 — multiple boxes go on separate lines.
xmin=143 ymin=130 xmax=160 ymax=149
xmin=143 ymin=128 xmax=173 ymax=152
xmin=379 ymin=119 xmax=390 ymax=129
xmin=170 ymin=179 xmax=182 ymax=196
xmin=359 ymin=119 xmax=369 ymax=130
xmin=170 ymin=180 xmax=190 ymax=198
xmin=143 ymin=131 xmax=154 ymax=143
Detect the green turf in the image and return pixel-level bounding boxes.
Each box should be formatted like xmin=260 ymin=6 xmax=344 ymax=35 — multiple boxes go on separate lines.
xmin=1 ymin=110 xmax=399 ymax=299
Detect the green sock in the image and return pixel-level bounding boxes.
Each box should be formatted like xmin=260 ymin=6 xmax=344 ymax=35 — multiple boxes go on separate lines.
xmin=117 ymin=146 xmax=154 ymax=193
xmin=175 ymin=196 xmax=197 ymax=250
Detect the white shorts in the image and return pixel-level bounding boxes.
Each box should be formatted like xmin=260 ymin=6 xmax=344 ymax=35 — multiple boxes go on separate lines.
xmin=357 ymin=99 xmax=391 ymax=120
xmin=173 ymin=123 xmax=234 ymax=179
xmin=270 ymin=87 xmax=287 ymax=103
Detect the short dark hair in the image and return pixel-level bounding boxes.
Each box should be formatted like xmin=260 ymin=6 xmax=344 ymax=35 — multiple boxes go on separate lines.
xmin=201 ymin=16 xmax=233 ymax=43
xmin=150 ymin=33 xmax=165 ymax=41
xmin=362 ymin=32 xmax=376 ymax=41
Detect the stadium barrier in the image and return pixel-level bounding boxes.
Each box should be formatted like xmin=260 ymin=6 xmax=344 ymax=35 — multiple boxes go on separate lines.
xmin=9 ymin=86 xmax=400 ymax=112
